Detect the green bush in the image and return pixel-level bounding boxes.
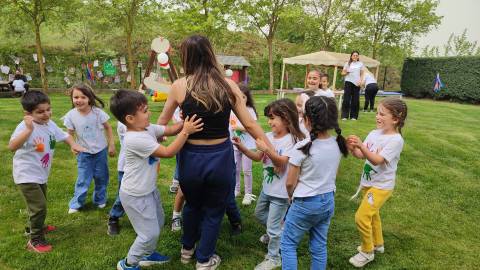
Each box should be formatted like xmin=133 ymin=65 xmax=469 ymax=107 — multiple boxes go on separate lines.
xmin=401 ymin=56 xmax=480 ymax=103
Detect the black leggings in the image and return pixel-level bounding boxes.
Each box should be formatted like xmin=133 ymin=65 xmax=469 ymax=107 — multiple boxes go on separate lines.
xmin=342 ymin=81 xmax=360 ymax=119
xmin=364 ymin=83 xmax=379 ymax=111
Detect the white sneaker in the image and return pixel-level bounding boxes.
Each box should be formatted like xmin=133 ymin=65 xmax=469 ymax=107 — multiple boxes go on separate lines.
xmin=254 ymin=258 xmax=281 ymax=270
xmin=98 ymin=203 xmax=106 ymax=209
xmin=169 ymin=180 xmax=179 ymax=193
xmin=349 ymin=251 xmax=374 ymax=268
xmin=68 ymin=208 xmax=79 ymax=214
xmin=196 ymin=254 xmax=221 ymax=270
xmin=259 ymin=234 xmax=270 ymax=245
xmin=357 ymin=245 xmax=384 ymax=254
xmin=242 ymin=193 xmax=256 ymax=205
xmin=234 ymin=190 xmax=240 ymax=198
xmin=351 ymin=118 xmax=357 ymax=121
xmin=171 ymin=217 xmax=182 ymax=232
xmin=342 ymin=118 xmax=348 ymax=121
xmin=181 ymin=247 xmax=195 ymax=264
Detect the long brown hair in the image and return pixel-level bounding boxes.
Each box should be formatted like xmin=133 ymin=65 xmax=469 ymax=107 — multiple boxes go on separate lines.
xmin=70 ymin=83 xmax=105 ymax=108
xmin=180 ymin=35 xmax=236 ymax=112
xmin=264 ymin=98 xmax=305 ymax=143
xmin=348 ymin=50 xmax=360 ymax=66
xmin=379 ymin=97 xmax=408 ymax=135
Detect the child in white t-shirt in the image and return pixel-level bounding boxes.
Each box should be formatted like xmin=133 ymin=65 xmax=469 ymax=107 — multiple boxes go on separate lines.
xmin=8 ymin=91 xmax=84 ymax=253
xmin=233 ymin=98 xmax=305 ymax=270
xmin=12 ymin=79 xmax=26 ymax=93
xmin=63 ymin=84 xmax=115 ymax=213
xmin=281 ymin=96 xmax=349 ymax=270
xmin=315 ymin=73 xmax=335 ymax=98
xmin=109 ymin=89 xmax=203 ymax=270
xmin=347 ymin=97 xmax=408 ymax=268
xmin=229 ymin=84 xmax=258 ymax=205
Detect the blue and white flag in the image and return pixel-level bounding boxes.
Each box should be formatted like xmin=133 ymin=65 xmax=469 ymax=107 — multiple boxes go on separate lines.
xmin=433 ymin=72 xmax=444 ymax=93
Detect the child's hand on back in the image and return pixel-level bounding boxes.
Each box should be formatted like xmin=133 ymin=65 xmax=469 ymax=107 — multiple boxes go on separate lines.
xmin=71 ymin=143 xmax=87 ymax=155
xmin=182 ymin=114 xmax=203 ymax=135
xmin=232 ymin=136 xmax=245 ymax=150
xmin=24 ymin=115 xmax=34 ymax=131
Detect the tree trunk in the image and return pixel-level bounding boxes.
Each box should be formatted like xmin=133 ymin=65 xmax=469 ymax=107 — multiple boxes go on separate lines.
xmin=267 ymin=37 xmax=274 ymax=94
xmin=126 ymin=31 xmax=136 ymax=89
xmin=34 ymin=23 xmax=48 ymax=92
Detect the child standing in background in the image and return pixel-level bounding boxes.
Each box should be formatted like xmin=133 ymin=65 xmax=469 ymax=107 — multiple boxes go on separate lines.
xmin=63 ymin=84 xmax=115 ymax=214
xmin=230 ymin=84 xmax=258 ymax=205
xmin=9 ymin=91 xmax=84 ymax=253
xmin=316 ymin=73 xmax=335 ymax=98
xmin=347 ymin=97 xmax=407 ymax=268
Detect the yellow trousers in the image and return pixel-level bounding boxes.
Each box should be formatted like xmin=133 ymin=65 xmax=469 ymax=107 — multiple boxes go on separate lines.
xmin=355 ymin=186 xmax=393 ymax=253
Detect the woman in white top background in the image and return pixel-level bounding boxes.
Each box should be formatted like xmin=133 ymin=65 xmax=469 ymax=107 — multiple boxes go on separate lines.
xmin=341 ymin=51 xmax=365 ymax=120
xmin=362 ymin=68 xmax=379 ymax=112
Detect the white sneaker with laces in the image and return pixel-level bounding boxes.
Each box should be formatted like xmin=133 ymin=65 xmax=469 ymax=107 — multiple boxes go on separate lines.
xmin=242 ymin=193 xmax=256 ymax=205
xmin=196 ymin=254 xmax=221 ymax=270
xmin=68 ymin=208 xmax=79 ymax=214
xmin=98 ymin=203 xmax=106 ymax=209
xmin=259 ymin=234 xmax=270 ymax=245
xmin=357 ymin=245 xmax=384 ymax=254
xmin=171 ymin=217 xmax=182 ymax=232
xmin=254 ymin=258 xmax=281 ymax=270
xmin=349 ymin=251 xmax=374 ymax=267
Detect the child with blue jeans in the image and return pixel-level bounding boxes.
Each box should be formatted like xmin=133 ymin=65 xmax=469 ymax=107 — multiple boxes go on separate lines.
xmin=63 ymin=84 xmax=115 ymax=213
xmin=109 ymin=90 xmax=203 ymax=270
xmin=282 ymin=96 xmax=349 ymax=270
xmin=234 ymin=99 xmax=305 ymax=270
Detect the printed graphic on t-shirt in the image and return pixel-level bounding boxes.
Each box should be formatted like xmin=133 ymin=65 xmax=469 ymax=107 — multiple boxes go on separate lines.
xmin=263 ymin=166 xmax=279 ymax=183
xmin=82 ymin=124 xmax=96 ymax=140
xmin=362 ymin=163 xmax=377 ymax=181
xmin=49 ymin=135 xmax=56 ymax=150
xmin=40 ymin=153 xmax=50 ymax=168
xmin=34 ymin=137 xmax=45 ymax=152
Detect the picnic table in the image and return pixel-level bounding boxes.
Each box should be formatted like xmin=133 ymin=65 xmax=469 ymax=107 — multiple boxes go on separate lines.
xmin=0 ymin=80 xmax=12 ymax=92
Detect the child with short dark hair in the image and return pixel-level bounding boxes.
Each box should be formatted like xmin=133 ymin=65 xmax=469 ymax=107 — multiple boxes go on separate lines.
xmin=110 ymin=90 xmax=203 ymax=270
xmin=8 ymin=91 xmax=84 ymax=253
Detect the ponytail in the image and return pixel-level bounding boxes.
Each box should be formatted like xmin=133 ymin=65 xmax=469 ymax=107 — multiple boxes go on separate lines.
xmin=335 ymin=125 xmax=348 ymax=157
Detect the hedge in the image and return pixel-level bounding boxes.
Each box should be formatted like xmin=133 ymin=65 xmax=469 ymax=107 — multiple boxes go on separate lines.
xmin=401 ymin=56 xmax=480 ymax=103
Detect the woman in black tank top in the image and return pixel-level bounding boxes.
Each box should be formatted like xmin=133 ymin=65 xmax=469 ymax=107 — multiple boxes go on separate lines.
xmin=157 ymin=35 xmax=271 ymax=267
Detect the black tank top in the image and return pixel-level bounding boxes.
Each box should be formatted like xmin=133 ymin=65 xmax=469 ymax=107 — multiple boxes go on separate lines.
xmin=180 ymin=92 xmax=231 ymax=139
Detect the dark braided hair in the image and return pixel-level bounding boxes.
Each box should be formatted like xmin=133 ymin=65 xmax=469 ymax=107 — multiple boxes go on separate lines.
xmin=299 ymin=96 xmax=348 ymax=157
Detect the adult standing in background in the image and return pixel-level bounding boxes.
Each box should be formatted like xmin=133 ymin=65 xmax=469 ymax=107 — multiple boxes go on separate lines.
xmin=158 ymin=35 xmax=271 ymax=269
xmin=362 ymin=68 xmax=379 ymax=112
xmin=341 ymin=51 xmax=364 ymax=120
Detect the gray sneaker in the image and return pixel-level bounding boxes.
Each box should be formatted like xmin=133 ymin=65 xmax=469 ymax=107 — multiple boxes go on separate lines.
xmin=254 ymin=258 xmax=281 ymax=270
xmin=196 ymin=254 xmax=221 ymax=270
xmin=259 ymin=234 xmax=270 ymax=245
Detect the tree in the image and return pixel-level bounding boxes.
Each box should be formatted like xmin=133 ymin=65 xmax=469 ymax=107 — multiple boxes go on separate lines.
xmin=302 ymin=0 xmax=356 ymax=51
xmin=420 ymin=29 xmax=479 ymax=57
xmin=236 ymin=0 xmax=297 ymax=92
xmin=353 ymin=0 xmax=441 ymax=59
xmin=6 ymin=0 xmax=76 ymax=92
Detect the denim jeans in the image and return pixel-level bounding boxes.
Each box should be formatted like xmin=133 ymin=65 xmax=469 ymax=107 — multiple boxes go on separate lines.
xmin=255 ymin=191 xmax=290 ymax=263
xmin=109 ymin=171 xmax=125 ymax=219
xmin=69 ymin=147 xmax=109 ymax=209
xmin=281 ymin=192 xmax=335 ymax=270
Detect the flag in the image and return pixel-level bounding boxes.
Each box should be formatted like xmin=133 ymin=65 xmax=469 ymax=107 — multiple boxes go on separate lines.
xmin=433 ymin=72 xmax=444 ymax=93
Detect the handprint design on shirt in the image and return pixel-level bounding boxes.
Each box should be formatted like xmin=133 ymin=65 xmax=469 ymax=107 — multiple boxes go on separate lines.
xmin=40 ymin=153 xmax=50 ymax=168
xmin=49 ymin=135 xmax=56 ymax=150
xmin=33 ymin=137 xmax=45 ymax=152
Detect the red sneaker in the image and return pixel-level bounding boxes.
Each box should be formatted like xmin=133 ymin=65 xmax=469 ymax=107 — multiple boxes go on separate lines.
xmin=26 ymin=239 xmax=52 ymax=253
xmin=44 ymin=225 xmax=56 ymax=233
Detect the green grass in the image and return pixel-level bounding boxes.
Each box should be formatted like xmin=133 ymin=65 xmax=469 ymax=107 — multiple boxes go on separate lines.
xmin=0 ymin=93 xmax=479 ymax=269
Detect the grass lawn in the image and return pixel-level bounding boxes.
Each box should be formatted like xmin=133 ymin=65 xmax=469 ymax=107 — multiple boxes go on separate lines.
xmin=0 ymin=93 xmax=479 ymax=270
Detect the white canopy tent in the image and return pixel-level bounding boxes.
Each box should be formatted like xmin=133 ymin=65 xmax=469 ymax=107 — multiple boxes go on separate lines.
xmin=280 ymin=51 xmax=381 ymax=90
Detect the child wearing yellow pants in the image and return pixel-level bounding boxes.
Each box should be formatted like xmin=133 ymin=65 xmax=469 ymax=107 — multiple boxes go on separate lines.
xmin=347 ymin=97 xmax=408 ymax=267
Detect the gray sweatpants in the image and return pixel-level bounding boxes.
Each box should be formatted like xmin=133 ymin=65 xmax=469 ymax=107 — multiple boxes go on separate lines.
xmin=120 ymin=188 xmax=165 ymax=265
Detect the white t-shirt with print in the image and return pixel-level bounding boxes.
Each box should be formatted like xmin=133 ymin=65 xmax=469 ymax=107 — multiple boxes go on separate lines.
xmin=262 ymin=132 xmax=295 ymax=199
xmin=315 ymin=88 xmax=335 ymax=98
xmin=120 ymin=124 xmax=166 ymax=196
xmin=229 ymin=107 xmax=257 ymax=149
xmin=344 ymin=61 xmax=364 ymax=86
xmin=360 ymin=129 xmax=404 ymax=190
xmin=12 ymin=80 xmax=26 ymax=92
xmin=62 ymin=107 xmax=110 ymax=154
xmin=288 ymin=137 xmax=341 ymax=198
xmin=11 ymin=120 xmax=68 ymax=184
xmin=117 ymin=122 xmax=127 ymax=172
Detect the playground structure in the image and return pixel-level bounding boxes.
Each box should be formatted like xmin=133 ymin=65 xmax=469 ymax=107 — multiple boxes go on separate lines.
xmin=140 ymin=37 xmax=178 ymax=102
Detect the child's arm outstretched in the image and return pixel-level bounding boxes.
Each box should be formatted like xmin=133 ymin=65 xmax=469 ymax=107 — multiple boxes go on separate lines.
xmin=232 ymin=136 xmax=263 ymax=161
xmin=347 ymin=135 xmax=385 ymax=165
xmin=256 ymin=138 xmax=289 ymax=170
xmin=8 ymin=115 xmax=34 ymax=151
xmin=64 ymin=136 xmax=87 ymax=154
xmin=151 ymin=115 xmax=203 ymax=158
xmin=286 ymin=164 xmax=300 ymax=200
xmin=103 ymin=122 xmax=116 ymax=157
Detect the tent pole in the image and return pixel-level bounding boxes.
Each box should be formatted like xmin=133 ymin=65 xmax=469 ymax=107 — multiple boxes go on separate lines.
xmin=333 ymin=66 xmax=338 ymax=90
xmin=304 ymin=64 xmax=310 ymax=88
xmin=279 ymin=63 xmax=285 ymax=99
xmin=375 ymin=65 xmax=380 ymax=80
